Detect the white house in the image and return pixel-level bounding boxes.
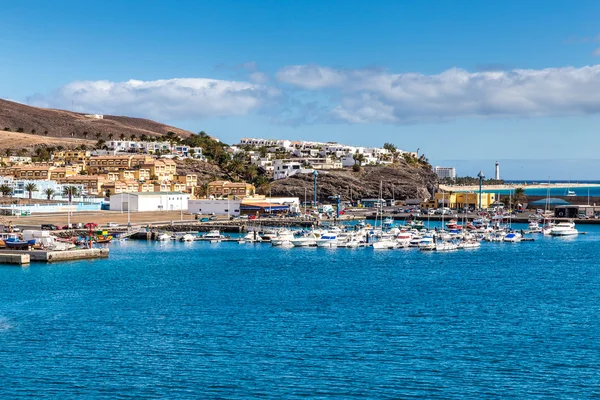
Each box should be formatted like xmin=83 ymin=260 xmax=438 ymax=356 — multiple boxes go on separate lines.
xmin=187 ymin=199 xmax=241 ymax=216
xmin=110 ymin=192 xmax=189 ymax=212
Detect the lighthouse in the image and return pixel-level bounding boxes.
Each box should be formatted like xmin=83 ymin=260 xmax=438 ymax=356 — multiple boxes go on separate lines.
xmin=495 ymin=161 xmax=500 ymax=180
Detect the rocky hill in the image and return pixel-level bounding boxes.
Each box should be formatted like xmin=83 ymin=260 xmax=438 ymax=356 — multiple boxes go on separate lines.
xmin=0 ymin=98 xmax=193 ymax=144
xmin=271 ymin=161 xmax=438 ymax=202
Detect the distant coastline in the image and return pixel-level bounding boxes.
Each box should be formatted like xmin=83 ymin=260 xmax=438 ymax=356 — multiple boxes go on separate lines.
xmin=440 ymin=183 xmax=600 ymax=193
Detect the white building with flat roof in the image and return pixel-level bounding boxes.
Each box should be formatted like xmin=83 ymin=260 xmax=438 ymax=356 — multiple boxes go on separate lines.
xmin=110 ymin=192 xmax=189 ymax=212
xmin=187 ymin=199 xmax=241 ymax=216
xmin=434 ymin=166 xmax=456 ymax=180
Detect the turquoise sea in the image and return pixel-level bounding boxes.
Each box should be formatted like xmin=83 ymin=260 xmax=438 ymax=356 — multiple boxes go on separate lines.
xmin=1 ymin=222 xmax=600 ymax=398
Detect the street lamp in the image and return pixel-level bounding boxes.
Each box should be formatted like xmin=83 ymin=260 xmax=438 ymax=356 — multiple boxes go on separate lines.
xmin=477 ymin=170 xmax=485 ymax=210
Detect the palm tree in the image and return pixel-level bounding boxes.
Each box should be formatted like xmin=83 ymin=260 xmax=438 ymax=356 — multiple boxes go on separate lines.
xmin=4 ymin=149 xmax=12 ymax=157
xmin=514 ymin=187 xmax=527 ymax=209
xmin=82 ymin=131 xmax=89 ymax=139
xmin=95 ymin=132 xmax=102 ymax=140
xmin=0 ymin=184 xmax=12 ymax=197
xmin=119 ymin=133 xmax=125 ymax=141
xmin=44 ymin=188 xmax=55 ymax=200
xmin=62 ymin=185 xmax=81 ymax=202
xmin=108 ymin=133 xmax=114 ymax=141
xmin=24 ymin=183 xmax=37 ymax=200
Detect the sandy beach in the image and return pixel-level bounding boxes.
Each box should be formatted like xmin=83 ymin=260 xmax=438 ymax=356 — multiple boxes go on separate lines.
xmin=439 ymin=183 xmax=600 ymax=192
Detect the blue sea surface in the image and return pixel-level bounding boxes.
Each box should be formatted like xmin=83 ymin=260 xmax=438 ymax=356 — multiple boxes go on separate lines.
xmin=1 ymin=223 xmax=600 ymax=398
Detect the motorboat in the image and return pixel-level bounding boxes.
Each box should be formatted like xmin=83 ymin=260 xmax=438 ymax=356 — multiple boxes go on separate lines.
xmin=179 ymin=234 xmax=195 ymax=242
xmin=435 ymin=242 xmax=458 ymax=251
xmin=418 ymin=237 xmax=435 ymax=251
xmin=445 ymin=219 xmax=462 ymax=230
xmin=372 ymin=236 xmax=396 ymax=250
xmin=550 ymin=221 xmax=578 ymax=236
xmin=316 ymin=232 xmax=338 ymax=248
xmin=566 ymin=190 xmax=576 ymax=197
xmin=156 ymin=233 xmax=171 ymax=241
xmin=271 ymin=230 xmax=295 ymax=247
xmin=383 ymin=217 xmax=394 ymax=229
xmin=291 ymin=232 xmax=319 ymax=247
xmin=528 ymin=221 xmax=542 ymax=233
xmin=203 ymin=230 xmax=226 ymax=241
xmin=238 ymin=231 xmax=262 ymax=244
xmin=503 ymin=232 xmax=522 ymax=242
xmin=458 ymin=240 xmax=481 ymax=249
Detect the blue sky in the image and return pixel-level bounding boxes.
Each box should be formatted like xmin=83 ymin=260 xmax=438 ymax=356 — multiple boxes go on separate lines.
xmin=2 ymin=0 xmax=600 ymax=179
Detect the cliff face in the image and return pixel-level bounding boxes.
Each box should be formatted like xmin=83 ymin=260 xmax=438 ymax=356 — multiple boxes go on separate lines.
xmin=270 ymin=161 xmax=438 ymax=202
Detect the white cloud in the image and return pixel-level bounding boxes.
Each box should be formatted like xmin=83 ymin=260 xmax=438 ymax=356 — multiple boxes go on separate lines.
xmin=29 ymin=78 xmax=279 ymax=120
xmin=276 ymin=64 xmax=600 ymax=123
xmin=276 ymin=65 xmax=347 ymax=89
xmin=248 ymin=72 xmax=269 ymax=84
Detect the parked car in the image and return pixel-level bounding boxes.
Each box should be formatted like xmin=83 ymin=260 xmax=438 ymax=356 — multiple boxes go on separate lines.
xmin=107 ymin=222 xmax=119 ymax=228
xmin=41 ymin=224 xmax=59 ymax=230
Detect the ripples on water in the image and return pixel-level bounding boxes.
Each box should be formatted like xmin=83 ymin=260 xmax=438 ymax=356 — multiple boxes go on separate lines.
xmin=1 ymin=223 xmax=600 ymax=398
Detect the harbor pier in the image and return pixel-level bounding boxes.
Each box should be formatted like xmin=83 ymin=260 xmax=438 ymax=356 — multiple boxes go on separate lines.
xmin=0 ymin=248 xmax=109 ymax=263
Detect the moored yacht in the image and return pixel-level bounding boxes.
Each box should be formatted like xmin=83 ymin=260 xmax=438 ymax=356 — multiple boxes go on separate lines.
xmin=316 ymin=232 xmax=338 ymax=248
xmin=550 ymin=221 xmax=578 ymax=236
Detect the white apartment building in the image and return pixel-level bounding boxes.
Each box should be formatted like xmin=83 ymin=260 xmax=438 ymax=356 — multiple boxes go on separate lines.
xmin=107 ymin=141 xmax=205 ymax=159
xmin=0 ymin=177 xmax=85 ymax=201
xmin=273 ymin=158 xmax=342 ymax=180
xmin=434 ymin=166 xmax=457 ymax=180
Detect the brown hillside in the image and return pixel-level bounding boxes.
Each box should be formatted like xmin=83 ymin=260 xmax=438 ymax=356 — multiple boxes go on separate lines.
xmin=0 ymin=98 xmax=194 ymax=143
xmin=0 ymin=131 xmax=95 ymax=151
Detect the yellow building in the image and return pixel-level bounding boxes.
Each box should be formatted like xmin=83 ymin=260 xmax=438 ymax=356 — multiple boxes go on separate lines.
xmin=12 ymin=165 xmax=72 ymax=180
xmin=207 ymin=180 xmax=255 ymax=199
xmin=119 ymin=170 xmax=136 ymax=181
xmin=433 ymin=192 xmax=496 ymax=209
xmin=88 ymin=155 xmax=134 ymax=174
xmin=134 ymin=168 xmax=151 ymax=181
xmin=58 ymin=175 xmax=106 ymax=195
xmin=174 ymin=174 xmax=198 ymax=188
xmin=138 ymin=182 xmax=154 ymax=192
xmin=170 ymin=183 xmax=187 ymax=192
xmin=52 ymin=150 xmax=90 ymax=165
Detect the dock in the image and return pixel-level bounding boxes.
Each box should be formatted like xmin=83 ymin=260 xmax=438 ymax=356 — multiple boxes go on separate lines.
xmin=0 ymin=248 xmax=109 ymax=264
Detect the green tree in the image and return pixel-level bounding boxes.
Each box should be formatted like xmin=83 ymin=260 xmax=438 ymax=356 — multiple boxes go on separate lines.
xmin=119 ymin=133 xmax=125 ymax=141
xmin=44 ymin=188 xmax=55 ymax=200
xmin=4 ymin=149 xmax=12 ymax=157
xmin=95 ymin=132 xmax=102 ymax=140
xmin=0 ymin=184 xmax=12 ymax=197
xmin=108 ymin=133 xmax=114 ymax=141
xmin=82 ymin=131 xmax=89 ymax=139
xmin=31 ymin=129 xmax=37 ymax=135
xmin=24 ymin=183 xmax=37 ymax=199
xmin=62 ymin=185 xmax=81 ymax=202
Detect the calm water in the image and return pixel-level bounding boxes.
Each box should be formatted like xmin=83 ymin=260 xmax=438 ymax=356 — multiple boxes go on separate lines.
xmin=1 ymin=224 xmax=600 ymax=398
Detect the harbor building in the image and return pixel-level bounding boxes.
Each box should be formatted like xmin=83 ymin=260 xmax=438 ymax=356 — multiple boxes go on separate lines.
xmin=110 ymin=192 xmax=189 ymax=212
xmin=188 ymin=199 xmax=241 ymax=216
xmin=433 ymin=166 xmax=456 ymax=180
xmin=432 ymin=192 xmax=496 ymax=209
